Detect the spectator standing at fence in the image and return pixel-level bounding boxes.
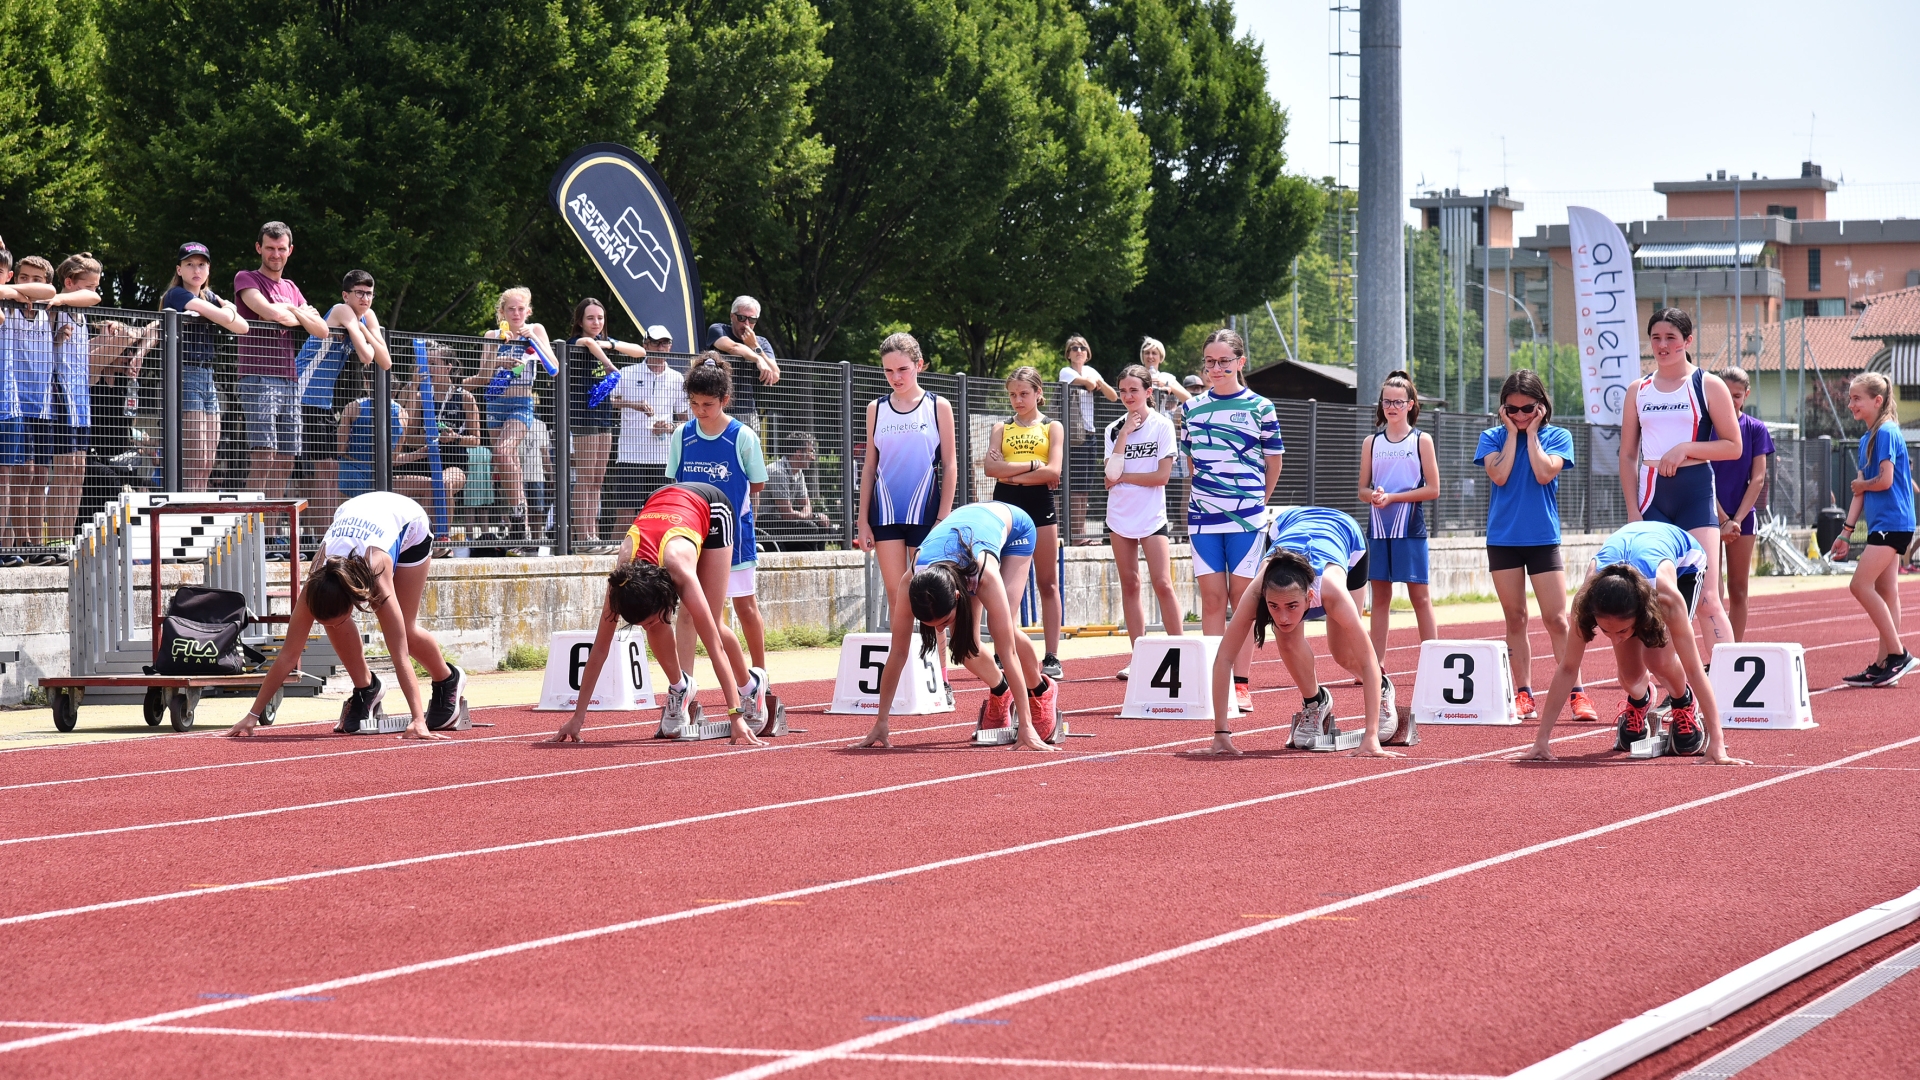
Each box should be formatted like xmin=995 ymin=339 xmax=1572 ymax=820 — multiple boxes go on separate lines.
xmin=1183 ymin=329 xmax=1283 ymax=714
xmin=41 ymin=254 xmax=106 ymax=554
xmin=1059 ymin=334 xmax=1117 ymax=543
xmin=1358 ymin=370 xmax=1439 ymax=667
xmin=464 ymin=287 xmax=551 ymax=536
xmin=609 ymin=328 xmax=687 ymax=527
xmin=521 ymin=410 xmax=553 ymax=541
xmin=1831 ymin=373 xmax=1917 ymax=687
xmin=1620 ymin=307 xmax=1742 ymax=655
xmin=161 ymin=243 xmax=247 ymax=492
xmin=4 ymin=256 xmax=56 ymax=558
xmin=1139 ymin=336 xmax=1192 ymax=531
xmin=858 ymin=333 xmax=959 ymax=656
xmin=984 ymin=366 xmax=1065 ymax=675
xmin=1105 ymin=365 xmax=1182 ymax=676
xmin=705 ymin=296 xmax=779 ymax=430
xmin=1476 ymin=370 xmax=1593 ymax=723
xmin=394 ymin=344 xmax=471 ymax=509
xmin=82 ymin=305 xmax=161 ymax=515
xmin=1711 ymin=367 xmax=1774 ymax=641
xmin=764 ymin=431 xmax=832 ymax=550
xmin=669 ymin=359 xmax=771 ymax=685
xmin=297 ymin=270 xmax=389 ymax=537
xmin=235 ymin=223 xmax=329 ymax=519
xmin=0 ymin=250 xmax=55 ymax=561
xmin=567 ymin=298 xmax=639 ymax=548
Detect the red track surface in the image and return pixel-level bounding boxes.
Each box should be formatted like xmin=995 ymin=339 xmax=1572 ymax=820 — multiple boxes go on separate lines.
xmin=3 ymin=584 xmax=1918 ymax=1079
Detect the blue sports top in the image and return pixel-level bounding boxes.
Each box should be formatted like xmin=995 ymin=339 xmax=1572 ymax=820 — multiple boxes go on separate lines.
xmin=917 ymin=503 xmax=1017 ymax=569
xmin=1858 ymin=421 xmax=1916 ymax=533
xmin=297 ymin=316 xmax=374 ymax=410
xmin=1595 ymin=521 xmax=1706 ymax=581
xmin=668 ymin=417 xmax=767 ymax=568
xmin=1366 ymin=429 xmax=1427 ymax=539
xmin=869 ymin=392 xmax=943 ymax=526
xmin=1474 ymin=425 xmax=1575 ymax=547
xmin=1266 ymin=505 xmax=1366 ymax=575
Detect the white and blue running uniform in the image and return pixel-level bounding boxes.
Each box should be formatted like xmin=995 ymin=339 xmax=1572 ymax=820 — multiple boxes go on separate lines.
xmin=868 ymin=391 xmax=943 ymax=540
xmin=1365 ymin=428 xmax=1430 ymax=584
xmin=322 ymin=491 xmax=434 ymax=567
xmin=1267 ymin=505 xmax=1367 ymax=618
xmin=1634 ymin=368 xmax=1719 ymax=531
xmin=1595 ymin=521 xmax=1706 ymax=616
xmin=668 ymin=418 xmax=767 ymax=570
xmin=1182 ymin=387 xmax=1284 ymax=577
xmin=916 ymin=502 xmax=1038 ymax=583
xmin=297 ymin=326 xmax=361 ymax=411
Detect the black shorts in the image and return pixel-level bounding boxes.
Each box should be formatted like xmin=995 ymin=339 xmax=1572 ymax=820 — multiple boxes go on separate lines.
xmin=1867 ymin=530 xmax=1914 ymax=552
xmin=869 ymin=520 xmax=935 ymax=547
xmin=395 ymin=534 xmax=434 ymax=568
xmin=1487 ymin=543 xmax=1564 ymax=575
xmin=301 ymin=406 xmax=338 ymax=460
xmin=673 ymin=481 xmax=736 ymax=551
xmin=991 ymin=480 xmax=1059 ymax=528
xmin=1676 ymin=570 xmax=1701 ymax=619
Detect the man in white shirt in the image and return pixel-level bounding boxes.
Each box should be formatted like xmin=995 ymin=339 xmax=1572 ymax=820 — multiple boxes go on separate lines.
xmin=609 ymin=328 xmax=687 ymax=523
xmin=1058 ymin=334 xmax=1116 ymax=542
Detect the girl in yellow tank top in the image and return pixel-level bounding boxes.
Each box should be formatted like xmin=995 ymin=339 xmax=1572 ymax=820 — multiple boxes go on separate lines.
xmin=1000 ymin=414 xmax=1051 ymax=463
xmin=984 ymin=366 xmax=1066 ymax=672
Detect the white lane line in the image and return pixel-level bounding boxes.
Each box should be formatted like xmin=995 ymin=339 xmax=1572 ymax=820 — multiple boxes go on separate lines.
xmin=0 ymin=1021 xmax=1503 ymax=1078
xmin=0 ymin=731 xmax=1609 ymax=1055
xmin=0 ymin=696 xmax=559 ymax=756
xmin=0 ymin=725 xmax=1287 ymax=927
xmin=708 ymin=733 xmax=1920 ymax=1080
xmin=0 ymin=719 xmax=977 ymax=848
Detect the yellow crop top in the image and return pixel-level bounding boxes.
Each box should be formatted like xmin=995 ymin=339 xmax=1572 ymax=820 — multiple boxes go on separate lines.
xmin=1000 ymin=416 xmax=1051 ymax=463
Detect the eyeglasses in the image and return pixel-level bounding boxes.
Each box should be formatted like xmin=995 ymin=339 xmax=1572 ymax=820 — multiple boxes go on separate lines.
xmin=1502 ymin=403 xmax=1539 ymax=416
xmin=349 ymin=289 xmax=374 ymax=299
xmin=1202 ymin=356 xmax=1239 ymax=369
xmin=1379 ymin=399 xmax=1411 ymax=410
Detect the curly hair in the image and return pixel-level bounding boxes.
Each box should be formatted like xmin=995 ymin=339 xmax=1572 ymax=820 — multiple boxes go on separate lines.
xmin=1250 ymin=549 xmax=1318 ymax=649
xmin=607 ymin=560 xmax=680 ymax=626
xmin=1573 ymin=564 xmax=1667 ymax=648
xmin=684 ymin=355 xmax=733 ymax=401
xmin=305 ymin=555 xmax=383 ymax=622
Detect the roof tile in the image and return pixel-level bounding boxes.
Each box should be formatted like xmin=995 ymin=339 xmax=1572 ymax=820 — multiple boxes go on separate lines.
xmin=1853 ymin=285 xmax=1920 ymax=340
xmin=1741 ymin=316 xmax=1885 ymax=373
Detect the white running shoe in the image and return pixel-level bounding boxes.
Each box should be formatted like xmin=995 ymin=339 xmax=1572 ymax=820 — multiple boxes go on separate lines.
xmin=739 ymin=667 xmax=769 ymax=726
xmin=1289 ymin=688 xmax=1333 ymax=750
xmin=659 ymin=676 xmax=695 ymax=737
xmin=1377 ymin=673 xmax=1399 ymax=743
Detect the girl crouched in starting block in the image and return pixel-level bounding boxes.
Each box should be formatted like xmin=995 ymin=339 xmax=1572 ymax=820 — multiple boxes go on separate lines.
xmin=1200 ymin=506 xmax=1399 ymax=758
xmin=227 ymin=492 xmax=464 ymax=740
xmin=547 ymin=482 xmax=767 ymax=745
xmin=1521 ymin=521 xmax=1747 ymax=764
xmin=859 ymin=501 xmax=1059 ymax=750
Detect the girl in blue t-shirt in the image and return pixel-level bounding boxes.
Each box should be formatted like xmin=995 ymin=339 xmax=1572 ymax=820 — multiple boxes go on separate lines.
xmin=1472 ymin=371 xmax=1592 ymax=725
xmin=161 ymin=243 xmax=249 ymax=491
xmin=1832 ymin=372 xmax=1918 ymax=686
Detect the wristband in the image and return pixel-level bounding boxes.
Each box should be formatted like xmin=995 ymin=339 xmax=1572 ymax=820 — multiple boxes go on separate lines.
xmin=1214 ymin=729 xmax=1232 ymax=735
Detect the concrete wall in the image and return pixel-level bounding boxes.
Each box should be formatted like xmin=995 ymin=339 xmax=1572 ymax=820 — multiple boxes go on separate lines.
xmin=0 ymin=532 xmax=1684 ymax=703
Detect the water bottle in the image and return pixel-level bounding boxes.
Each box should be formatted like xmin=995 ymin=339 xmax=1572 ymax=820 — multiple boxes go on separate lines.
xmin=124 ymin=381 xmax=139 ymax=418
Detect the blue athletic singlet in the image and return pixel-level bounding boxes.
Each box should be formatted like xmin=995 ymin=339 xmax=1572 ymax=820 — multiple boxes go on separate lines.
xmin=1635 ymin=368 xmax=1718 ymax=531
xmin=339 ymin=398 xmax=404 ymax=495
xmin=51 ymin=310 xmax=90 ymax=428
xmin=1267 ymin=506 xmax=1367 ymax=577
xmin=297 ymin=323 xmax=367 ymax=410
xmin=916 ymin=502 xmax=1038 ymax=577
xmin=869 ymin=392 xmax=942 ymax=526
xmin=1366 ymin=430 xmax=1427 ymax=539
xmin=674 ymin=418 xmax=757 ymax=567
xmin=1595 ymin=521 xmax=1706 ymax=581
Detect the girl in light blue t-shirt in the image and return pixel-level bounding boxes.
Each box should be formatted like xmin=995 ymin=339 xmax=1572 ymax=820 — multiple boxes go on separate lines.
xmin=1831 ymin=372 xmax=1918 ymax=686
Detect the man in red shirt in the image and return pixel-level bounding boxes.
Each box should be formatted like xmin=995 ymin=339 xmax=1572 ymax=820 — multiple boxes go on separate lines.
xmin=234 ymin=221 xmax=328 ymax=512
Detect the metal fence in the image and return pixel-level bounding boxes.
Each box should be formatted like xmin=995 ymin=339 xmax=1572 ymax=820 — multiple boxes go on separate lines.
xmin=0 ymin=300 xmax=1846 ymax=563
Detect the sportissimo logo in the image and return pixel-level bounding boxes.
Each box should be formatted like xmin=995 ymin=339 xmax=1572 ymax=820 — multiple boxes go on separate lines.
xmin=568 ymin=192 xmax=672 ymax=292
xmin=1145 ymin=706 xmax=1187 ymax=714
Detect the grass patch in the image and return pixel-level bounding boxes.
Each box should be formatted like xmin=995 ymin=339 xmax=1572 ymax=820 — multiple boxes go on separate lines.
xmin=763 ymin=625 xmax=850 ymax=651
xmin=499 ymin=643 xmax=548 ymax=671
xmin=21 ymin=685 xmax=48 ymax=708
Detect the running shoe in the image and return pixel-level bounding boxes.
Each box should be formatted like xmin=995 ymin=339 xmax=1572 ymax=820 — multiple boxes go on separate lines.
xmin=1514 ymin=688 xmax=1538 ymax=721
xmin=1289 ymin=688 xmax=1333 ymax=750
xmin=979 ymin=684 xmax=1013 ymax=731
xmin=1116 ymin=665 xmax=1130 ymax=682
xmin=1377 ymin=674 xmax=1400 ymax=743
xmin=657 ymin=676 xmax=695 ymax=737
xmin=739 ymin=666 xmax=769 ymax=726
xmin=1666 ymin=692 xmax=1705 ymax=756
xmin=1234 ymin=680 xmax=1255 ymax=713
xmin=425 ymin=664 xmax=467 ymax=730
xmin=1864 ymin=652 xmax=1919 ymax=687
xmin=1029 ymin=676 xmax=1060 ymax=743
xmin=1841 ymin=659 xmax=1888 ymax=687
xmin=1569 ymin=690 xmax=1600 ymax=723
xmin=944 ymin=680 xmax=955 ymax=707
xmin=1041 ymin=654 xmax=1063 ymax=679
xmin=1613 ymin=693 xmax=1651 ymax=752
xmin=337 ymin=674 xmax=384 ymax=734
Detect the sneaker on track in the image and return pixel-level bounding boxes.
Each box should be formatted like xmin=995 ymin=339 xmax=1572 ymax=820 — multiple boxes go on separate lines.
xmin=658 ymin=677 xmax=695 ymax=737
xmin=979 ymin=684 xmax=1013 ymax=731
xmin=1029 ymin=676 xmax=1060 ymax=743
xmin=1116 ymin=665 xmax=1130 ymax=682
xmin=1233 ymin=681 xmax=1255 ymax=714
xmin=1290 ymin=688 xmax=1333 ymax=750
xmin=1613 ymin=693 xmax=1651 ymax=752
xmin=1666 ymin=693 xmax=1705 ymax=756
xmin=337 ymin=674 xmax=384 ymax=734
xmin=1041 ymin=654 xmax=1063 ymax=679
xmin=1866 ymin=652 xmax=1919 ymax=687
xmin=1569 ymin=690 xmax=1600 ymax=723
xmin=1842 ymin=659 xmax=1888 ymax=687
xmin=1514 ymin=688 xmax=1538 ymax=721
xmin=739 ymin=666 xmax=769 ymax=726
xmin=426 ymin=665 xmax=467 ymax=730
xmin=1377 ymin=674 xmax=1400 ymax=743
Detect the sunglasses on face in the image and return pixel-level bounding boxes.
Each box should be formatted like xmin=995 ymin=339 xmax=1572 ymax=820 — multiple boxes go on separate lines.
xmin=1067 ymin=345 xmax=1088 ymax=353
xmin=1503 ymin=403 xmax=1539 ymax=416
xmin=733 ymin=314 xmax=757 ymax=324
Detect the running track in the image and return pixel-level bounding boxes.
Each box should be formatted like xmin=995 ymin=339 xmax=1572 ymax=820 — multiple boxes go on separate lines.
xmin=1 ymin=584 xmax=1916 ymax=1079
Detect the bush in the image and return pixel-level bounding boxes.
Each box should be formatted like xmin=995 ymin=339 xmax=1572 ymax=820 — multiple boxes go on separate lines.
xmin=499 ymin=643 xmax=548 ymax=671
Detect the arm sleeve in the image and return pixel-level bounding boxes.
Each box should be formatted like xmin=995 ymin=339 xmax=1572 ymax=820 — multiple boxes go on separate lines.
xmin=1754 ymin=421 xmax=1775 ymax=456
xmin=1103 ymin=419 xmax=1119 ymax=458
xmin=1545 ymin=425 xmax=1575 ymax=464
xmin=739 ymin=427 xmax=768 ymax=482
xmin=1473 ymin=428 xmax=1501 ymax=465
xmin=665 ymin=427 xmax=683 ymax=478
xmin=1155 ymin=414 xmax=1177 ymax=458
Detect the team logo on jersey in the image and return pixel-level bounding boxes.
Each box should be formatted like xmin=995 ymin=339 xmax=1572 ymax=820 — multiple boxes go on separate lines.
xmin=681 ymin=461 xmax=731 ymax=483
xmin=1124 ymin=441 xmax=1159 ymax=460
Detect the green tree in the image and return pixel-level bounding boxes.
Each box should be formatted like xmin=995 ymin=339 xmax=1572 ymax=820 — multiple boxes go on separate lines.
xmin=1075 ymin=0 xmax=1321 ymax=361
xmin=94 ymin=0 xmax=670 ymax=327
xmin=901 ymin=0 xmax=1151 ymax=377
xmin=0 ymin=0 xmax=104 ymax=263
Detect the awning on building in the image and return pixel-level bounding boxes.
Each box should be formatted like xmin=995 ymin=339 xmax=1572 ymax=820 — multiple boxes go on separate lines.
xmin=1634 ymin=240 xmax=1766 ymax=268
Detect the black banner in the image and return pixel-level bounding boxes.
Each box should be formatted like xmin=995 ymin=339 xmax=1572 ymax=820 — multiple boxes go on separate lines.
xmin=548 ymin=143 xmax=704 ymax=350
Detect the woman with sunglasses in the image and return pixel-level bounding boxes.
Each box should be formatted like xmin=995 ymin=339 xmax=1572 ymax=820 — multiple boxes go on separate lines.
xmin=1473 ymin=370 xmax=1593 ymax=723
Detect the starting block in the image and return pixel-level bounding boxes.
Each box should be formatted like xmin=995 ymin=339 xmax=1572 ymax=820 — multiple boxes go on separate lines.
xmin=1627 ymin=701 xmax=1671 ymax=758
xmin=828 ymin=634 xmax=951 ymax=715
xmin=1117 ymin=635 xmax=1238 ymax=720
xmin=535 ymin=630 xmax=656 ymax=712
xmin=1410 ymin=640 xmax=1517 ymax=725
xmin=1708 ymin=643 xmax=1815 ymax=730
xmin=336 ymin=685 xmax=472 ymax=734
xmin=971 ymin=692 xmax=1068 ymax=746
xmin=657 ymin=687 xmax=788 ymax=741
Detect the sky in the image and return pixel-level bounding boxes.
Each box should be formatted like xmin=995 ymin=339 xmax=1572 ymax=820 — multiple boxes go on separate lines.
xmin=1239 ymin=0 xmax=1920 ymax=237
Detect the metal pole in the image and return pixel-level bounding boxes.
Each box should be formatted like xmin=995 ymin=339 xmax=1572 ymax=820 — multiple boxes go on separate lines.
xmin=1797 ymin=316 xmax=1807 ymax=435
xmin=1058 ymin=380 xmax=1074 ymax=547
xmin=954 ymin=372 xmax=970 ymax=505
xmin=161 ymin=308 xmax=182 ymax=491
xmin=1733 ymin=176 xmax=1742 ymax=370
xmin=1292 ymin=255 xmax=1301 ymax=351
xmin=1438 ymin=236 xmax=1447 ymax=408
xmin=1356 ymin=0 xmax=1405 ymax=399
xmin=1481 ymin=191 xmax=1492 ymax=412
xmin=552 ymin=338 xmax=572 ymax=555
xmin=839 ymin=361 xmax=855 ymax=548
xmin=1818 ymin=435 xmax=1833 ymax=510
xmin=1306 ymin=399 xmax=1319 ymax=506
xmin=372 ymin=338 xmax=391 ymax=495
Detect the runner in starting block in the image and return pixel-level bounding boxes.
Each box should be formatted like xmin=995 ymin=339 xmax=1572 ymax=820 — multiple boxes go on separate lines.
xmin=545 ymin=483 xmax=768 ymax=746
xmin=858 ymin=502 xmax=1060 ymax=750
xmin=1197 ymin=506 xmax=1401 ymax=758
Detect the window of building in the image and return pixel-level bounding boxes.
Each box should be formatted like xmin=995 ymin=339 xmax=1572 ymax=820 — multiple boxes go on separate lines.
xmin=1799 ymin=299 xmax=1846 ymax=318
xmin=1765 ymin=204 xmax=1798 ymax=220
xmin=1808 ymin=248 xmax=1822 ymax=291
